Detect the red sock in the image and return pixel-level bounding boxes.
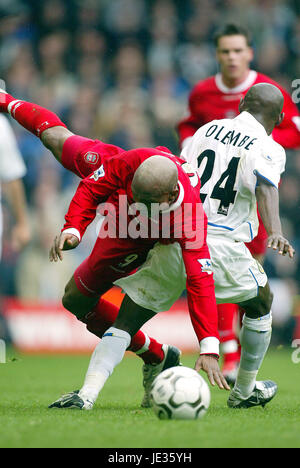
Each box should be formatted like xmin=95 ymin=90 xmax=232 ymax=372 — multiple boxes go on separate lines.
xmin=129 ymin=335 xmax=164 ymax=364
xmin=0 ymin=91 xmax=66 ymax=136
xmin=84 ymin=298 xmax=164 ymax=364
xmin=218 ymin=303 xmax=240 ymax=365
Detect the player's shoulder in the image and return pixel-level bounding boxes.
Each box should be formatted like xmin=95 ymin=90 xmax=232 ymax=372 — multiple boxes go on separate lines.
xmin=254 ymin=72 xmax=289 ymax=95
xmin=194 ymin=117 xmax=231 ymax=136
xmin=260 ymin=134 xmax=286 ymax=163
xmin=190 ymin=76 xmax=216 ymax=95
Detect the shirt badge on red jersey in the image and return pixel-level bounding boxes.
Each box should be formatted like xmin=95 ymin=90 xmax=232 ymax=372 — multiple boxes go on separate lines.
xmin=84 ymin=151 xmax=100 ymax=165
xmin=197 ymin=259 xmax=213 ymax=275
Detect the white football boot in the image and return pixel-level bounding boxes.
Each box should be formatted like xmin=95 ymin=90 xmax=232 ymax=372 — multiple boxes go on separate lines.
xmin=227 ymin=380 xmax=278 ymax=409
xmin=49 ymin=390 xmax=93 ymax=410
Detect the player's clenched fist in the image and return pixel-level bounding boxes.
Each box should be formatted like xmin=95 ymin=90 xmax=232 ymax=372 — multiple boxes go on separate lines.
xmin=49 ymin=232 xmax=79 ymax=262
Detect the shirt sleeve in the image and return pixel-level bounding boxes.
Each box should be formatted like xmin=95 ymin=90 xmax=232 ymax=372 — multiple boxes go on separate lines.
xmin=177 ymin=199 xmax=219 ymax=355
xmin=61 ymin=135 xmax=124 ymax=179
xmin=253 ymin=142 xmax=286 ymax=189
xmin=0 ymin=116 xmax=26 ymax=182
xmin=181 ymin=244 xmax=220 ymax=355
xmin=271 ymin=88 xmax=300 ymax=149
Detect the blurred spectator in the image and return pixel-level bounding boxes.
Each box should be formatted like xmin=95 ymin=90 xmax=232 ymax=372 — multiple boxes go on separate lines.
xmin=0 ymin=0 xmax=298 ymax=307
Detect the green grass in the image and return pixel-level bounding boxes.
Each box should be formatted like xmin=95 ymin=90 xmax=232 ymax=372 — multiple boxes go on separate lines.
xmin=0 ymin=347 xmax=299 ymax=448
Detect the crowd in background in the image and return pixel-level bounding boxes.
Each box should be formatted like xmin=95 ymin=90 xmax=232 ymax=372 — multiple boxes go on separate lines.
xmin=0 ymin=0 xmax=299 ymax=340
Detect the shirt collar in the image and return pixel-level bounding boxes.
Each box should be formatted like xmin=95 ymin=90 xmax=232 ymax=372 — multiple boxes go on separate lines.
xmin=215 ymin=70 xmax=257 ymax=94
xmin=235 ymin=111 xmax=268 ymax=136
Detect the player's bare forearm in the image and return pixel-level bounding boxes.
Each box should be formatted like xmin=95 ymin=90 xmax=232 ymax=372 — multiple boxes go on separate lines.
xmin=3 ymin=179 xmax=27 ymax=223
xmin=41 ymin=127 xmax=74 ymax=163
xmin=2 ymin=178 xmax=31 ymax=250
xmin=256 ymin=182 xmax=281 ymax=235
xmin=256 ymin=181 xmax=295 ymax=258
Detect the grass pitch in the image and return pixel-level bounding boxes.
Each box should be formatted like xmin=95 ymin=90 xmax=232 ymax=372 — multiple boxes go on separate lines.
xmin=0 ymin=346 xmax=299 ymax=448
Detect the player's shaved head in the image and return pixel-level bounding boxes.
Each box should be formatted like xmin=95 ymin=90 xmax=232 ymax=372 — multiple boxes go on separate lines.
xmin=132 ymin=155 xmax=178 ymax=202
xmin=239 ymin=83 xmax=284 ymax=134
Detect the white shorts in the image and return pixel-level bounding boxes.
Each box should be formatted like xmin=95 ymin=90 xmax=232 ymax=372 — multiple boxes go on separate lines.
xmin=115 ymin=242 xmax=186 ymax=313
xmin=114 ymin=235 xmax=268 ymax=313
xmin=207 ymin=234 xmax=268 ymax=304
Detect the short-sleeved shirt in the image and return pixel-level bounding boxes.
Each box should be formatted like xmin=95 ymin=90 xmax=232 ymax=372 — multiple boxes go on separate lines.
xmin=0 ymin=115 xmax=26 ymax=249
xmin=181 ymin=111 xmax=286 ymax=243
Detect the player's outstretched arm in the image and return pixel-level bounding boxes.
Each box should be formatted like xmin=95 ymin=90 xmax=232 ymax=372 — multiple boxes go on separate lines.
xmin=0 ymin=89 xmax=73 ymax=163
xmin=256 ymin=179 xmax=295 ymax=258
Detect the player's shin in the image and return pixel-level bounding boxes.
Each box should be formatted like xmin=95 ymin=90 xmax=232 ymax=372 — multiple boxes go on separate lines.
xmin=233 ymin=312 xmax=272 ymax=399
xmin=79 ymin=327 xmax=131 ymax=406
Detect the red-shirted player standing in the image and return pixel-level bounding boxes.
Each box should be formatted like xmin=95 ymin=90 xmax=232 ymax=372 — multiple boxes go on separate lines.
xmin=177 ymin=24 xmax=300 ymax=383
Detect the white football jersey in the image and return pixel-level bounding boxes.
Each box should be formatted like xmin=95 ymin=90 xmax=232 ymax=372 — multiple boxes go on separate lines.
xmin=181 ymin=111 xmax=286 ymax=243
xmin=0 ymin=115 xmax=26 ymax=255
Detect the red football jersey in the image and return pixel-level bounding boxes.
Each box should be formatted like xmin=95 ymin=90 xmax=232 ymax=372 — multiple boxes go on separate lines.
xmin=62 ymin=146 xmax=219 ymax=345
xmin=178 ymin=71 xmax=300 ymax=149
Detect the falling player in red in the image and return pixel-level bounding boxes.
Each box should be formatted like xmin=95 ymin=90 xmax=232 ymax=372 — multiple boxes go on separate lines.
xmin=56 ymin=147 xmax=220 ymax=356
xmin=0 ymin=88 xmax=230 ymax=408
xmin=177 ymin=23 xmax=300 ymax=383
xmin=0 ymin=89 xmax=183 ymax=406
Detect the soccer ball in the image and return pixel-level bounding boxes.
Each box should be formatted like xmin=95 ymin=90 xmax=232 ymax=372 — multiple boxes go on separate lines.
xmin=150 ymin=366 xmax=211 ymax=420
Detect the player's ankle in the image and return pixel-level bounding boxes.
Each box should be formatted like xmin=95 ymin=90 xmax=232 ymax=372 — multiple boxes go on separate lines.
xmin=130 ymin=334 xmax=164 ymax=364
xmin=137 ymin=340 xmax=165 ymax=364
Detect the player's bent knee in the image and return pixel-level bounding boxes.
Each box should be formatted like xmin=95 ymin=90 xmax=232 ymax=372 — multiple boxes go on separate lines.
xmin=258 ymin=285 xmax=273 ymax=317
xmin=239 ymin=284 xmax=273 ymax=319
xmin=62 ymin=292 xmax=91 ymax=321
xmin=62 ymin=282 xmax=94 ymax=321
xmin=62 ymin=291 xmax=73 ymax=313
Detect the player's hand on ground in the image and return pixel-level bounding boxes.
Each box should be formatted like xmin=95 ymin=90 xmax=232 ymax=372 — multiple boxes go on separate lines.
xmin=49 ymin=232 xmax=79 ymax=262
xmin=194 ymin=355 xmax=230 ymax=390
xmin=267 ymin=233 xmax=295 ymax=259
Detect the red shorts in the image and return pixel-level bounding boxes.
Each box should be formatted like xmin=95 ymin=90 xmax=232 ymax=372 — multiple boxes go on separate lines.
xmin=245 ymin=210 xmax=268 ymax=257
xmin=74 ymin=230 xmax=156 ymax=298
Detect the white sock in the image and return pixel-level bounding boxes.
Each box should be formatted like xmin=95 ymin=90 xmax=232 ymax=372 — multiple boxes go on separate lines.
xmin=233 ymin=312 xmax=272 ymax=399
xmin=79 ymin=327 xmax=131 ymax=404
